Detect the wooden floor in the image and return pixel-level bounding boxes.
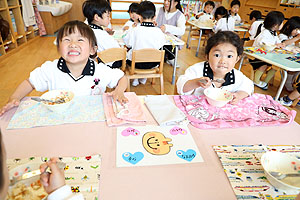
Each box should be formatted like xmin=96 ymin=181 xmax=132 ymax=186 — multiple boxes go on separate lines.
xmin=0 ymin=30 xmax=299 ymax=124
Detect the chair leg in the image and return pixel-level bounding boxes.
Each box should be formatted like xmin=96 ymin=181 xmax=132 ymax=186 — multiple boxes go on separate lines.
xmin=160 ymin=75 xmax=164 ymax=95
xmin=291 ymin=98 xmax=300 ymax=108
xmin=151 ymin=78 xmax=155 ymax=85
xmin=126 ymin=77 xmax=131 ymax=92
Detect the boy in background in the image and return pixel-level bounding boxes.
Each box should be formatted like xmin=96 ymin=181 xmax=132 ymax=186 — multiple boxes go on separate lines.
xmin=229 ymin=0 xmax=242 ymax=25
xmin=123 ymin=1 xmax=166 ymax=86
xmin=196 ymin=1 xmax=215 ymax=21
xmin=82 ymin=0 xmax=122 ymax=68
xmin=123 ymin=3 xmax=140 ymax=31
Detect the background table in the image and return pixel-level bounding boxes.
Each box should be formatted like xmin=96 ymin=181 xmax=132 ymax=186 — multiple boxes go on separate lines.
xmin=186 ymin=20 xmax=248 ymax=57
xmin=1 ymin=97 xmax=299 ymax=200
xmin=239 ymin=50 xmax=300 ymax=100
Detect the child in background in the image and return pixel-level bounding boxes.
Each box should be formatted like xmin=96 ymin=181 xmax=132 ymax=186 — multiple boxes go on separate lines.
xmin=250 ymin=11 xmax=285 ymax=90
xmin=0 ymin=130 xmax=84 ymax=199
xmin=248 ymin=10 xmax=263 ymax=40
xmin=279 ymin=74 xmax=300 ymax=106
xmin=229 ymin=0 xmax=242 ymax=25
xmin=82 ymin=0 xmax=122 ymax=68
xmin=195 ymin=1 xmax=215 ymax=21
xmin=213 ymin=6 xmax=235 ymax=33
xmin=123 ymin=3 xmax=140 ymax=31
xmin=177 ymin=31 xmax=253 ymax=104
xmin=0 ymin=21 xmax=127 ymax=116
xmin=279 ymin=16 xmax=300 ymax=91
xmin=123 ymin=1 xmax=166 ymax=86
xmin=156 ymin=0 xmax=186 ymax=66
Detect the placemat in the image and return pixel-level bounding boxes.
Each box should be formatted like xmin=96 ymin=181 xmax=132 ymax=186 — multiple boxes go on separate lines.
xmin=7 ymin=155 xmax=101 ymax=200
xmin=7 ymin=96 xmax=106 ymax=129
xmin=213 ymin=144 xmax=300 ymax=199
xmin=173 ymin=93 xmax=296 ymax=129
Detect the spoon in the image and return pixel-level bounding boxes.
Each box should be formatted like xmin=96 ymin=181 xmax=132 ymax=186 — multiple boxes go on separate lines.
xmin=199 ymin=78 xmax=225 ymax=84
xmin=31 ymin=97 xmax=65 ymax=104
xmin=269 ymin=171 xmax=300 ymax=180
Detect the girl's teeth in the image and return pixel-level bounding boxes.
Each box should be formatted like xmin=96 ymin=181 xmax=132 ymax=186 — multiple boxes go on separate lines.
xmin=69 ymin=52 xmax=79 ymax=55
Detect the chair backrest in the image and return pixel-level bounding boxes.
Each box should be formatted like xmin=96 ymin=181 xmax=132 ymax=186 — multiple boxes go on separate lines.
xmin=131 ymin=49 xmax=165 ymax=74
xmin=97 ymin=48 xmax=127 ymax=70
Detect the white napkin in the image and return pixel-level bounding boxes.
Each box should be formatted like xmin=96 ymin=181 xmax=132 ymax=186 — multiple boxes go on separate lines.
xmin=145 ymin=95 xmax=187 ymax=126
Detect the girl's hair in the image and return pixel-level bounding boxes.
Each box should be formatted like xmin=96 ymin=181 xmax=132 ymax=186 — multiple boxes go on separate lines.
xmin=214 ymin=6 xmax=228 ymax=20
xmin=0 ymin=130 xmax=4 ymax=193
xmin=280 ymin=16 xmax=300 ymax=37
xmin=82 ymin=0 xmax=112 ymax=24
xmin=56 ymin=20 xmax=97 ymax=59
xmin=166 ymin=0 xmax=183 ymax=13
xmin=264 ymin=11 xmax=285 ymax=30
xmin=205 ymin=31 xmax=243 ymax=57
xmin=204 ymin=1 xmax=215 ymax=8
xmin=249 ymin=10 xmax=262 ymax=21
xmin=128 ymin=2 xmax=139 ymax=13
xmin=138 ymin=1 xmax=156 ymax=19
xmin=230 ymin=0 xmax=240 ymax=7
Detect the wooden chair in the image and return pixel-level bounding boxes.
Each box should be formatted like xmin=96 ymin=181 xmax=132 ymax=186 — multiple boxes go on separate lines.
xmin=291 ymin=97 xmax=300 ymax=108
xmin=97 ymin=47 xmax=127 ymax=71
xmin=124 ymin=49 xmax=165 ymax=95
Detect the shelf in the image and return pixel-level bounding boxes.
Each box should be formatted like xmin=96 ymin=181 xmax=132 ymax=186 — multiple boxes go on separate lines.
xmin=0 ymin=7 xmax=7 ymax=11
xmin=16 ymin=34 xmax=23 ymax=39
xmin=245 ymin=0 xmax=277 ymax=9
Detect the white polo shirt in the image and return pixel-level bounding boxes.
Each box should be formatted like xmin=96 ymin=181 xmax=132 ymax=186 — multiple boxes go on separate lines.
xmin=279 ymin=33 xmax=295 ymax=46
xmin=122 ymin=19 xmax=140 ymax=31
xmin=213 ymin=17 xmax=235 ymax=33
xmin=176 ymin=61 xmax=254 ymax=96
xmin=89 ymin=23 xmax=120 ymax=52
xmin=197 ymin=12 xmax=214 ymax=22
xmin=123 ymin=22 xmax=166 ymax=60
xmin=229 ymin=13 xmax=241 ymax=24
xmin=29 ymin=58 xmax=124 ymax=96
xmin=253 ymin=29 xmax=281 ymax=47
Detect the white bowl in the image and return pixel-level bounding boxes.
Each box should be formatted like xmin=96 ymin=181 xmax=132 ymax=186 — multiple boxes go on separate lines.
xmin=261 ymin=151 xmax=300 ymax=192
xmin=263 ymin=43 xmax=276 ymax=51
xmin=40 ymin=90 xmax=74 ymax=113
xmin=8 ymin=163 xmax=48 ymax=199
xmin=204 ymin=88 xmax=233 ymax=107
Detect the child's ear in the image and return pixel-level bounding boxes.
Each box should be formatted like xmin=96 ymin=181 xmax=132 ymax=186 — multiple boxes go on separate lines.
xmin=90 ymin=45 xmax=97 ymax=55
xmin=94 ymin=14 xmax=100 ymax=21
xmin=235 ymin=56 xmax=241 ymax=63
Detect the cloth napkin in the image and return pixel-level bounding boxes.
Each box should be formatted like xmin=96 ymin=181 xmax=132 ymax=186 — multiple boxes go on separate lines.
xmin=103 ymin=92 xmax=146 ymax=126
xmin=145 ymin=95 xmax=187 ymax=126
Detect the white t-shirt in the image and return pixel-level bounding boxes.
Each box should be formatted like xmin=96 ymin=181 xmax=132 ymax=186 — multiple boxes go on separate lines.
xmin=156 ymin=9 xmax=186 ymax=36
xmin=176 ymin=61 xmax=254 ymax=96
xmin=123 ymin=22 xmax=166 ymax=60
xmin=89 ymin=24 xmax=120 ymax=52
xmin=229 ymin=13 xmax=241 ymax=24
xmin=253 ymin=29 xmax=281 ymax=47
xmin=249 ymin=20 xmax=264 ymax=40
xmin=279 ymin=33 xmax=295 ymax=46
xmin=48 ymin=185 xmax=84 ymax=200
xmin=29 ymin=58 xmax=124 ymax=96
xmin=213 ymin=17 xmax=235 ymax=33
xmin=197 ymin=12 xmax=214 ymax=22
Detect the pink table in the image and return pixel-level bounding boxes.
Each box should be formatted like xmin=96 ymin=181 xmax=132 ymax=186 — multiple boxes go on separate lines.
xmin=1 ymin=99 xmax=300 ymax=200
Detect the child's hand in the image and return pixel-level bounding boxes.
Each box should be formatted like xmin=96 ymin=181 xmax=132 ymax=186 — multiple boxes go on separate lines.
xmin=196 ymin=13 xmax=204 ymax=19
xmin=111 ymin=90 xmax=128 ymax=105
xmin=198 ymin=77 xmax=211 ymax=88
xmin=105 ymin=28 xmax=114 ymax=35
xmin=40 ymin=158 xmax=66 ymax=195
xmin=160 ymin=25 xmax=166 ymax=33
xmin=0 ymin=99 xmax=20 ymax=116
xmin=230 ymin=91 xmax=249 ymax=105
xmin=276 ymin=43 xmax=286 ymax=48
xmin=132 ymin=23 xmax=137 ymax=28
xmin=123 ymin=26 xmax=129 ymax=31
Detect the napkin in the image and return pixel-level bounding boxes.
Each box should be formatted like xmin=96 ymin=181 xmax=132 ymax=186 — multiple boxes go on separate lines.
xmin=145 ymin=95 xmax=187 ymax=126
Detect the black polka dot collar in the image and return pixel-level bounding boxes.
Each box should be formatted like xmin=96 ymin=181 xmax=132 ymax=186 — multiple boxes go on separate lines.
xmin=57 ymin=57 xmax=96 ymax=81
xmin=203 ymin=61 xmax=235 ymax=86
xmin=89 ymin=23 xmax=103 ymax=30
xmin=141 ymin=22 xmax=155 ymax=27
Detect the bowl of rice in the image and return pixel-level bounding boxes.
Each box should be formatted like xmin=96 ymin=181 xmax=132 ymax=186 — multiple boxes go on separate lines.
xmin=204 ymin=88 xmax=233 ymax=107
xmin=40 ymin=90 xmax=74 ymax=113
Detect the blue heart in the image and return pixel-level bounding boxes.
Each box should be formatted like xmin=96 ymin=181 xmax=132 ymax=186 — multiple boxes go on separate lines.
xmin=176 ymin=149 xmax=196 ymax=162
xmin=122 ymin=152 xmax=144 ymax=165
